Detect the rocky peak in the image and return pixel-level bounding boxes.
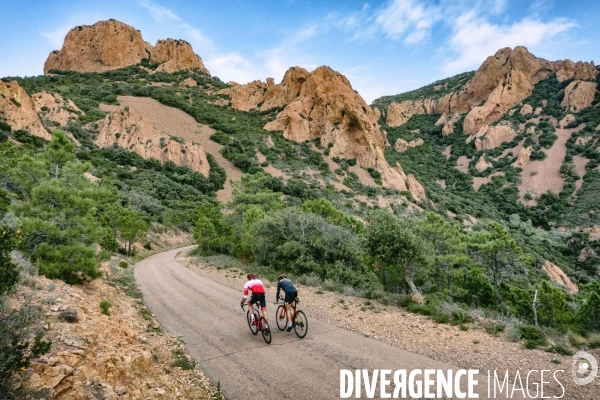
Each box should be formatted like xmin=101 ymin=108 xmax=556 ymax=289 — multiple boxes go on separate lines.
xmin=44 ymin=20 xmax=209 ymax=75
xmin=150 ymin=39 xmax=210 ymax=75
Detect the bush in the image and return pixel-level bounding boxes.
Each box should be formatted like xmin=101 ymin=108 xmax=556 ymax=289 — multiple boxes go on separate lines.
xmin=485 ymin=322 xmax=506 ymax=335
xmin=545 ymin=343 xmax=573 ymax=356
xmin=58 ymin=308 xmax=79 ymax=323
xmin=99 ymin=299 xmax=112 ymax=316
xmin=517 ymin=325 xmax=547 ymax=346
xmin=568 ymin=331 xmax=588 ymax=348
xmin=0 ymin=302 xmax=51 ymax=397
xmin=588 ymin=333 xmax=600 ymax=349
xmin=119 ymin=261 xmax=128 ymax=269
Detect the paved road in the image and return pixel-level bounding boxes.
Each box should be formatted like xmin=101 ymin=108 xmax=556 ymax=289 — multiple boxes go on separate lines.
xmin=135 ymin=247 xmax=504 ymax=399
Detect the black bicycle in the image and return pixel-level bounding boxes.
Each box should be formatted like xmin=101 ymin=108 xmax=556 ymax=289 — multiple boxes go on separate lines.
xmin=276 ymin=297 xmax=308 ymax=338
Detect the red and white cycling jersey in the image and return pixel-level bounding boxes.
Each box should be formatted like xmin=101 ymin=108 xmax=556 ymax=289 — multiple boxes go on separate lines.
xmin=243 ymin=279 xmax=265 ymax=298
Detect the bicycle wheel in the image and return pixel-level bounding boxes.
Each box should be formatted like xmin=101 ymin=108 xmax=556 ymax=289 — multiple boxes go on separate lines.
xmin=276 ymin=305 xmax=287 ymax=331
xmin=260 ymin=317 xmax=271 ymax=344
xmin=293 ymin=310 xmax=308 ymax=338
xmin=247 ymin=311 xmax=258 ymax=335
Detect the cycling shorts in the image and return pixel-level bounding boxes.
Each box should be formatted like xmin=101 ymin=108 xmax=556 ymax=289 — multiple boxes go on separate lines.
xmin=249 ymin=293 xmax=266 ymax=309
xmin=284 ymin=290 xmax=297 ymax=305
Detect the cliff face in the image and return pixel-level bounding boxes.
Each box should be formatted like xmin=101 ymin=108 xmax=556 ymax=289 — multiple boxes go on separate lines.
xmin=0 ymin=80 xmax=50 ymax=139
xmin=381 ymin=46 xmax=598 ymax=139
xmin=44 ymin=20 xmax=209 ymax=75
xmin=87 ymin=108 xmax=210 ymax=177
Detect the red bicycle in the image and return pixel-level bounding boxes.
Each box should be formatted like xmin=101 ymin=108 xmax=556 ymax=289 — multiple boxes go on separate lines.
xmin=242 ymin=303 xmax=271 ymax=344
xmin=276 ymin=297 xmax=308 ymax=338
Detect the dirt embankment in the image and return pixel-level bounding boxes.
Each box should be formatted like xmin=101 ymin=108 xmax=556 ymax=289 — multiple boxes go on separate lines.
xmin=14 ymin=249 xmax=219 ymax=399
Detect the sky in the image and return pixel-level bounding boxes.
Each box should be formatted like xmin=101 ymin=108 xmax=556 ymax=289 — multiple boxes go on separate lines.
xmin=1 ymin=0 xmax=598 ymax=103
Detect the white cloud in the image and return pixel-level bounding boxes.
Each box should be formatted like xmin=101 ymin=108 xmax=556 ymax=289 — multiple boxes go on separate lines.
xmin=42 ymin=25 xmax=72 ymax=47
xmin=137 ymin=0 xmax=178 ymax=22
xmin=375 ymin=0 xmax=442 ymax=44
xmin=443 ymin=12 xmax=576 ymax=75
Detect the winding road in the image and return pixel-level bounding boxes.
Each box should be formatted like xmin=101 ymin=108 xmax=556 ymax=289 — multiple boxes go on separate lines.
xmin=135 ymin=247 xmax=504 ymax=399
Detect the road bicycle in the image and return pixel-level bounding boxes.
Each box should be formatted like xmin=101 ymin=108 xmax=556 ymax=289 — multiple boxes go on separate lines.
xmin=242 ymin=303 xmax=271 ymax=344
xmin=276 ymin=296 xmax=308 ymax=338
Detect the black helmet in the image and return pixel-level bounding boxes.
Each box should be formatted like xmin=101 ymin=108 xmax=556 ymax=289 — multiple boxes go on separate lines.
xmin=278 ymin=274 xmax=286 ymax=280
xmin=247 ymin=273 xmax=255 ymax=280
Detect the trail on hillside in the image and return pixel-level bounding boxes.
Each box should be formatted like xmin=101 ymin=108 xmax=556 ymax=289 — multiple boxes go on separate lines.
xmin=101 ymin=96 xmax=243 ymax=202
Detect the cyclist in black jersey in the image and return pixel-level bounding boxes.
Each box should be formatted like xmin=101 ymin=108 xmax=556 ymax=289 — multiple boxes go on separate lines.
xmin=274 ymin=274 xmax=297 ymax=332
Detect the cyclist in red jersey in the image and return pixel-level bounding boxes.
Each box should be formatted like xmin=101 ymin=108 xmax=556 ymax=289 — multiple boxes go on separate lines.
xmin=240 ymin=273 xmax=269 ymax=327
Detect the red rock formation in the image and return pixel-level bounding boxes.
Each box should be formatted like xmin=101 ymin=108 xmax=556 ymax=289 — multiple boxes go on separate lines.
xmin=44 ymin=20 xmax=209 ymax=75
xmin=87 ymin=108 xmax=210 ymax=177
xmin=32 ymin=92 xmax=84 ymax=127
xmin=150 ymin=39 xmax=209 ymax=75
xmin=0 ymin=80 xmax=50 ymax=139
xmin=561 ymin=81 xmax=597 ymax=112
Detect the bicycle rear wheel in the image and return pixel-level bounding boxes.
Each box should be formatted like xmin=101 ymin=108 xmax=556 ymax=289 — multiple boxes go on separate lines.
xmin=276 ymin=305 xmax=287 ymax=331
xmin=293 ymin=310 xmax=308 ymax=338
xmin=247 ymin=311 xmax=258 ymax=335
xmin=260 ymin=317 xmax=271 ymax=344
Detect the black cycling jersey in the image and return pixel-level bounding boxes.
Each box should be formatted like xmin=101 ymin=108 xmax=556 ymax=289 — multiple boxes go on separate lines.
xmin=276 ymin=278 xmax=297 ymax=302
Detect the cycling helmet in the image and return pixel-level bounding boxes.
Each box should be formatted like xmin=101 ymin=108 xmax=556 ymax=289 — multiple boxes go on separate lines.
xmin=278 ymin=274 xmax=286 ymax=280
xmin=247 ymin=273 xmax=255 ymax=280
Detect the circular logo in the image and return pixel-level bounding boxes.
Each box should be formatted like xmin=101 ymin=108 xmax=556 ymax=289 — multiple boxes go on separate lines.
xmin=571 ymin=351 xmax=598 ymax=386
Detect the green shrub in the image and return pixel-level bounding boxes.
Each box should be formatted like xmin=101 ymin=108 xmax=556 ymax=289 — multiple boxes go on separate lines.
xmin=119 ymin=261 xmax=128 ymax=269
xmin=517 ymin=325 xmax=547 ymax=346
xmin=99 ymin=299 xmax=112 ymax=316
xmin=170 ymin=349 xmax=195 ymax=370
xmin=587 ymin=333 xmax=600 ymax=349
xmin=568 ymin=331 xmax=588 ymax=348
xmin=485 ymin=322 xmax=506 ymax=335
xmin=58 ymin=308 xmax=79 ymax=323
xmin=545 ymin=343 xmax=573 ymax=356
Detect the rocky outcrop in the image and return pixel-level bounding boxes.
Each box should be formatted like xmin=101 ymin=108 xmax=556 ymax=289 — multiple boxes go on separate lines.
xmin=561 ymin=81 xmax=597 ymax=112
xmin=32 ymin=92 xmax=83 ymax=127
xmin=541 ymin=260 xmax=579 ymax=293
xmin=217 ymin=67 xmax=309 ymax=112
xmin=394 ymin=138 xmax=424 ymax=153
xmin=0 ymin=80 xmax=50 ymax=139
xmin=520 ymin=104 xmax=533 ymax=116
xmin=555 ymin=60 xmax=598 ymax=82
xmin=44 ymin=20 xmax=208 ymax=75
xmin=463 ymin=68 xmax=536 ymax=135
xmin=436 ymin=112 xmax=461 ymax=137
xmin=512 ymin=146 xmax=532 ymax=168
xmin=559 ymin=114 xmax=576 ymax=128
xmin=475 ymin=155 xmax=492 ymax=172
xmin=385 ymin=94 xmax=461 ymax=127
xmin=219 ymin=80 xmax=267 ymax=111
xmin=263 ymin=66 xmax=409 ymax=191
xmin=150 ymin=39 xmax=210 ymax=75
xmin=87 ymin=108 xmax=210 ymax=176
xmin=181 ymin=77 xmax=197 ymax=87
xmin=468 ymin=122 xmax=516 ymax=151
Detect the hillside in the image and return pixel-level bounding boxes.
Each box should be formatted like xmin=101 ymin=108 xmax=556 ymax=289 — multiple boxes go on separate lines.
xmin=1 ymin=19 xmax=600 ymax=398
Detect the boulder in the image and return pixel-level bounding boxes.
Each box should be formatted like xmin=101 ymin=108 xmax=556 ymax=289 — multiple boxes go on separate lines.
xmin=217 ymin=80 xmax=267 ymax=111
xmin=0 ymin=80 xmax=50 ymax=139
xmin=512 ymin=146 xmax=532 ymax=168
xmin=87 ymin=108 xmax=210 ymax=176
xmin=181 ymin=78 xmax=197 ymax=87
xmin=559 ymin=114 xmax=576 ymax=128
xmin=468 ymin=123 xmax=516 ymax=151
xmin=520 ymin=104 xmax=533 ymax=115
xmin=561 ymin=80 xmax=597 ymax=112
xmin=475 ymin=155 xmax=492 ymax=172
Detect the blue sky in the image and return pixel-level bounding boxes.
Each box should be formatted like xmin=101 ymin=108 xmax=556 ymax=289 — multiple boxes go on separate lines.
xmin=1 ymin=0 xmax=598 ymax=103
